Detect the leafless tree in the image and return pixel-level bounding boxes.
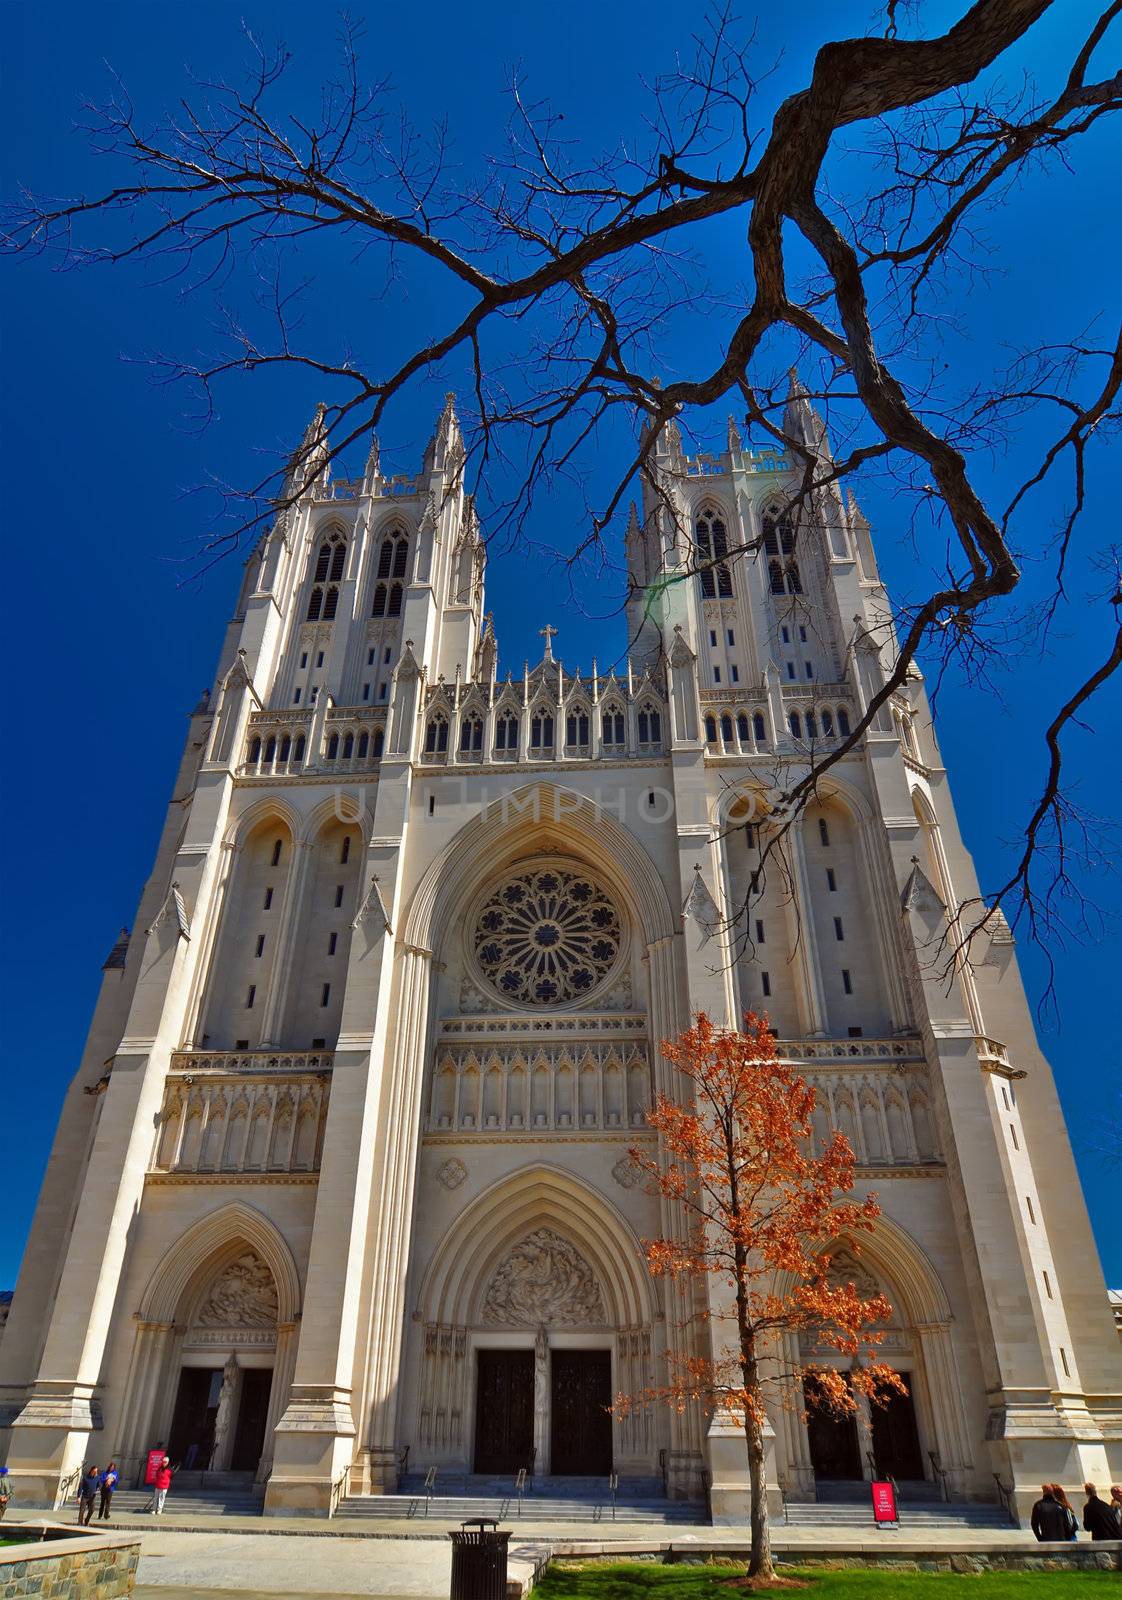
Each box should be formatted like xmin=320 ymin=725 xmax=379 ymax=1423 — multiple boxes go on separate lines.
xmin=5 ymin=0 xmax=1121 ymax=972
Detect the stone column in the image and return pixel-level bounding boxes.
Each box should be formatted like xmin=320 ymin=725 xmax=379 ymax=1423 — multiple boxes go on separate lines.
xmin=259 ymin=1323 xmax=298 ymax=1481
xmin=114 ymin=1321 xmax=176 ymax=1487
xmin=915 ymin=1321 xmax=973 ymax=1497
xmin=360 ymin=944 xmax=438 ymax=1491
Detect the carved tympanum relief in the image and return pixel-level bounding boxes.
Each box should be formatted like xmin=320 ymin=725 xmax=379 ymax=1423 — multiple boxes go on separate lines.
xmin=482 ymin=1227 xmax=607 ymax=1326
xmin=196 ymin=1250 xmax=279 ymax=1328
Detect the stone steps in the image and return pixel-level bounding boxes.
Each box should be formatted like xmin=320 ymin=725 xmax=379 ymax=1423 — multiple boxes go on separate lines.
xmin=108 ymin=1487 xmax=264 ymax=1517
xmin=784 ymin=1501 xmax=1011 ymax=1530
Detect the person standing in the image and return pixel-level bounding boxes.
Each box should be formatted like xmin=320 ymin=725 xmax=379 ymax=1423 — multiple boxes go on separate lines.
xmin=151 ymin=1456 xmax=173 ymax=1516
xmin=1082 ymin=1483 xmax=1121 ymax=1541
xmin=1109 ymin=1487 xmax=1122 ymax=1532
xmin=98 ymin=1461 xmax=119 ymax=1521
xmin=0 ymin=1467 xmax=11 ymax=1521
xmin=1030 ymin=1484 xmax=1069 ymax=1541
xmin=1051 ymin=1486 xmax=1078 ymax=1539
xmin=76 ymin=1465 xmax=100 ymax=1526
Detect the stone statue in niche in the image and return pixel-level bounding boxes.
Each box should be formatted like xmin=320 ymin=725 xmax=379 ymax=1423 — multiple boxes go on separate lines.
xmin=210 ymin=1352 xmax=239 ymax=1468
xmin=482 ymin=1228 xmax=606 ymax=1326
xmin=196 ymin=1250 xmax=279 ymax=1328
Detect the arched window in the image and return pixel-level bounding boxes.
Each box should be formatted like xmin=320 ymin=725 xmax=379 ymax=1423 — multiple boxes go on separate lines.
xmin=695 ymin=508 xmax=733 ymax=598
xmin=819 ymin=817 xmax=831 ymax=847
xmin=357 ymin=731 xmax=369 ymax=759
xmin=565 ymin=711 xmax=590 ymax=747
xmin=785 ymin=561 xmax=802 ymax=595
xmin=720 ymin=713 xmax=734 ymax=743
xmin=460 ymin=716 xmax=483 ymax=752
xmin=530 ymin=712 xmax=554 ymax=750
xmin=387 ymin=583 xmax=403 ymax=617
xmin=789 ymin=712 xmax=802 ymax=739
xmin=602 ymin=708 xmax=625 ymax=746
xmin=279 ymin=734 xmax=291 ymax=762
xmin=377 ymin=529 xmax=410 ymax=580
xmin=805 ymin=712 xmax=817 ymax=739
xmin=762 ymin=507 xmax=796 ymax=557
xmin=372 ymin=583 xmax=387 ymax=617
xmin=752 ymin=712 xmax=767 ymax=743
xmin=249 ymin=737 xmax=262 ymax=764
xmin=637 ymin=705 xmax=662 ymax=745
xmin=705 ymin=715 xmax=718 ymax=743
xmin=425 ymin=717 xmax=449 ymax=754
xmin=342 ymin=732 xmax=354 ymax=760
xmin=309 ymin=532 xmax=346 ymax=620
xmin=821 ymin=709 xmax=834 ymax=738
xmin=293 ymin=735 xmax=306 ymax=762
xmin=265 ymin=736 xmax=277 ymax=763
xmin=768 ymin=559 xmax=786 ymax=596
xmin=326 ymin=733 xmax=339 ymax=760
xmin=736 ymin=713 xmax=750 ymax=743
xmin=495 ymin=714 xmax=519 ymax=751
xmin=837 ymin=707 xmax=851 ymax=737
xmin=373 ymin=728 xmax=385 ymax=757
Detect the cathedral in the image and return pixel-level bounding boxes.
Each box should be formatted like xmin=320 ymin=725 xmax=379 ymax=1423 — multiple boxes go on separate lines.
xmin=1 ymin=382 xmax=1117 ymax=1523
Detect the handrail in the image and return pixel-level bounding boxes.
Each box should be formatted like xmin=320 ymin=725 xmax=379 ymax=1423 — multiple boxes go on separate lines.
xmin=928 ymin=1450 xmax=950 ymax=1503
xmin=514 ymin=1467 xmax=527 ymax=1518
xmin=777 ymin=1474 xmax=789 ymax=1527
xmin=57 ymin=1466 xmax=84 ymax=1507
xmin=424 ymin=1464 xmax=438 ymax=1519
xmin=658 ymin=1447 xmax=668 ymax=1498
xmin=328 ymin=1464 xmax=350 ymax=1518
xmin=993 ymin=1472 xmax=1017 ymax=1526
xmin=398 ymin=1445 xmax=410 ymax=1480
xmin=608 ymin=1472 xmax=619 ymax=1523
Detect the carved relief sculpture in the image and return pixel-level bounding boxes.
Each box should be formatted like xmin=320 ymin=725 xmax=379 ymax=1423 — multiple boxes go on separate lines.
xmin=482 ymin=1228 xmax=606 ymax=1326
xmin=196 ymin=1250 xmax=279 ymax=1328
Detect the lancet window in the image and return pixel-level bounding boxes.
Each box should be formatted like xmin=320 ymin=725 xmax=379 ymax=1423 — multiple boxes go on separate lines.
xmin=696 ymin=507 xmax=734 ymax=598
xmin=306 ymin=531 xmax=346 ymax=621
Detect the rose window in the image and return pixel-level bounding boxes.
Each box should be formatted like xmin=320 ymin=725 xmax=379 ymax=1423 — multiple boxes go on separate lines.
xmin=473 ymin=866 xmax=622 ymax=1006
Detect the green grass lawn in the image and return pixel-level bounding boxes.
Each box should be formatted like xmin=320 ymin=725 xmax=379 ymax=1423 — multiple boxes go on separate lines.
xmin=537 ymin=1560 xmax=1115 ymax=1600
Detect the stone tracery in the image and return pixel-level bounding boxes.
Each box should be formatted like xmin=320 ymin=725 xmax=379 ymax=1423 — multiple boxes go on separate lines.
xmin=472 ymin=864 xmax=622 ymax=1006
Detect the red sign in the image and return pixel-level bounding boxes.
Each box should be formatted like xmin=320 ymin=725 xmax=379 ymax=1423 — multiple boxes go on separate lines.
xmin=144 ymin=1449 xmax=165 ymax=1486
xmin=871 ymin=1480 xmax=898 ymax=1524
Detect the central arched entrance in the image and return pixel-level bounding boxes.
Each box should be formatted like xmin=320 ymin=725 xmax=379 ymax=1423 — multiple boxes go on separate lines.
xmin=416 ymin=1166 xmax=656 ymax=1479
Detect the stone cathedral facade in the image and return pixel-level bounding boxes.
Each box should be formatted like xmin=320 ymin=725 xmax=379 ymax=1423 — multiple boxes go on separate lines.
xmin=1 ymin=384 xmax=1118 ymax=1522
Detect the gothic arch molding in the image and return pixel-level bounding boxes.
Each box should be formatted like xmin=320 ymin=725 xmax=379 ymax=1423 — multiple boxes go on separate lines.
xmin=773 ymin=1212 xmax=952 ymax=1329
xmin=419 ymin=1164 xmax=654 ymax=1331
xmin=223 ymin=796 xmax=302 ymax=853
xmin=402 ymin=781 xmax=677 ymax=961
xmin=137 ymin=1202 xmax=302 ymax=1326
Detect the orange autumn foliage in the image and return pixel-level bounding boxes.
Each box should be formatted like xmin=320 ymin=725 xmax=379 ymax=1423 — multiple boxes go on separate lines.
xmin=618 ymin=1011 xmax=903 ymax=1430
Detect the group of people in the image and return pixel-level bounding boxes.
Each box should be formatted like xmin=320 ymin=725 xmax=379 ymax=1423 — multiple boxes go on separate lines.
xmin=74 ymin=1461 xmax=119 ymax=1525
xmin=1030 ymin=1482 xmax=1122 ymax=1542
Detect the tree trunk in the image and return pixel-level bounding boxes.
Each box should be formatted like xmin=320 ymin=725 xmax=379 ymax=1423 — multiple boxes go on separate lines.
xmin=743 ymin=1405 xmax=773 ymax=1580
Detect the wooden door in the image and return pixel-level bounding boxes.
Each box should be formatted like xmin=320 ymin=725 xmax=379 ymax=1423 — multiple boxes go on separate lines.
xmin=804 ymin=1372 xmax=863 ymax=1480
xmin=550 ymin=1350 xmax=612 ymax=1476
xmin=871 ymin=1372 xmax=925 ymax=1480
xmin=474 ymin=1349 xmax=535 ymax=1474
xmin=168 ymin=1367 xmax=220 ymax=1467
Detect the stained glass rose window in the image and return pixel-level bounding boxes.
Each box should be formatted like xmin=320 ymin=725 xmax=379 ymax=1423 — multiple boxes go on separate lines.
xmin=472 ymin=865 xmax=622 ymax=1005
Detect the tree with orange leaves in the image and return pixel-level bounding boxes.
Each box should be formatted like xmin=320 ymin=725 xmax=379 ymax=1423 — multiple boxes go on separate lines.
xmin=617 ymin=1011 xmax=901 ymax=1581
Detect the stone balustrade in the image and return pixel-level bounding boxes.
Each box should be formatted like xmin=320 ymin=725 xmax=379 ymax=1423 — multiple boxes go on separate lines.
xmin=152 ymin=1057 xmax=331 ymax=1175
xmin=427 ymin=1040 xmax=651 ymax=1134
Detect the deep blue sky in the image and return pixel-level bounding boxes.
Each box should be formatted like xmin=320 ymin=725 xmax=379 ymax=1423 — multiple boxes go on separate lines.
xmin=2 ymin=2 xmax=1119 ymax=1291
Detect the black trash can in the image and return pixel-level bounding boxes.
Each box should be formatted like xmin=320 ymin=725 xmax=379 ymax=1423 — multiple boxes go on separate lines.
xmin=449 ymin=1517 xmax=511 ymax=1600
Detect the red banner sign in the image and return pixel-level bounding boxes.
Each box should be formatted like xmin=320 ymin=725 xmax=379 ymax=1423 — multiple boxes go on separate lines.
xmin=872 ymin=1480 xmax=898 ymax=1523
xmin=144 ymin=1449 xmax=165 ymax=1486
